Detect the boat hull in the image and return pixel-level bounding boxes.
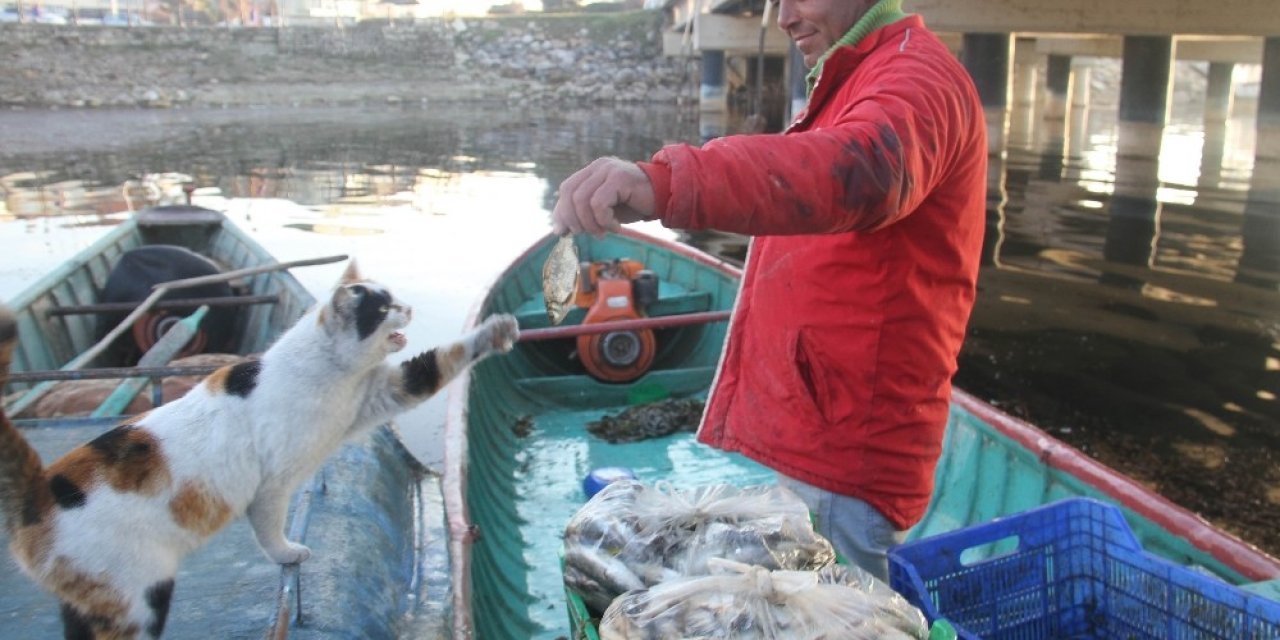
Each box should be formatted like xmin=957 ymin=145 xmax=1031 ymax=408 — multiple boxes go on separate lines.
xmin=7 ymin=207 xmax=312 ymax=384
xmin=448 ymin=229 xmax=1280 ymax=639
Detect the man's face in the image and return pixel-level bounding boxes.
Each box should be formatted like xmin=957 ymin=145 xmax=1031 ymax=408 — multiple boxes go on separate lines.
xmin=776 ymin=0 xmax=874 ymax=67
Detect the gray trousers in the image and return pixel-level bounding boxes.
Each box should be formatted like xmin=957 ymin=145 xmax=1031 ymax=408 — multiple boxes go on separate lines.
xmin=777 ymin=473 xmax=907 ymax=583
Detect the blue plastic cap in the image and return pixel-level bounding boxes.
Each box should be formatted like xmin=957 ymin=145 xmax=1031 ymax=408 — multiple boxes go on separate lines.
xmin=583 ymin=467 xmax=637 ymax=499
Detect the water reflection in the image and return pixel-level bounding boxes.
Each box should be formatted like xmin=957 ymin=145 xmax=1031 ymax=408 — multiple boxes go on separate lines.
xmin=963 ymin=86 xmax=1279 ymax=555
xmin=0 ymin=96 xmax=1277 ymax=555
xmin=1240 ymin=140 xmax=1280 ymax=288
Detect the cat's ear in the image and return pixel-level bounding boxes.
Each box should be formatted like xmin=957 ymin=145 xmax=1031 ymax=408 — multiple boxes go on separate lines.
xmin=338 ymin=260 xmax=362 ymax=286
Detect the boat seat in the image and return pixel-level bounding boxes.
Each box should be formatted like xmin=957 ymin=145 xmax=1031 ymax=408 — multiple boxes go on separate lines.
xmin=514 ymin=366 xmax=717 ymax=405
xmin=514 ymin=290 xmax=713 ymax=331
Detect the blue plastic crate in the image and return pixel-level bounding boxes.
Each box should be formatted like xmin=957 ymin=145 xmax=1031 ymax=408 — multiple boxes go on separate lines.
xmin=888 ymin=498 xmax=1280 ymax=639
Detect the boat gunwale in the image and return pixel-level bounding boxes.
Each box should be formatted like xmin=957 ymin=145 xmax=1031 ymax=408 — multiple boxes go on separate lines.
xmin=5 ymin=218 xmax=139 ymax=313
xmin=951 ymin=388 xmax=1280 ymax=582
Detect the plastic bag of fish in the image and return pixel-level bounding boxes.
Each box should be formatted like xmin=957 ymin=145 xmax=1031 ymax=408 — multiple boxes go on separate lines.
xmin=562 ymin=480 xmax=835 ymax=615
xmin=598 ymin=559 xmax=930 ymax=640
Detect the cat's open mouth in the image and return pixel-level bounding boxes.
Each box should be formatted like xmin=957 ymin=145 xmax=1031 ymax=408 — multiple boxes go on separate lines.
xmin=389 ymin=331 xmax=407 ymax=350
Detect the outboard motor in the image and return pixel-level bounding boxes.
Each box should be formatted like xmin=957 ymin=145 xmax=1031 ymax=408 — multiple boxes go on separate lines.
xmin=574 ymin=258 xmax=657 ymax=383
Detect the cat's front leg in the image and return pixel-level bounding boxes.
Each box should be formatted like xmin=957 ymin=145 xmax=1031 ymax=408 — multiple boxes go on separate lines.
xmin=246 ymin=485 xmax=311 ymax=564
xmin=397 ymin=314 xmax=519 ymax=399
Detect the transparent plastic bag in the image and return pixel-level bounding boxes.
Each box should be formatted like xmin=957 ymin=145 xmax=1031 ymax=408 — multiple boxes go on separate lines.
xmin=598 ymin=559 xmax=929 ymax=640
xmin=562 ymin=481 xmax=835 ymax=614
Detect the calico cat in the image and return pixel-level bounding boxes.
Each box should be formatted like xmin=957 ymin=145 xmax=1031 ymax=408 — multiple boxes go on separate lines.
xmin=0 ymin=261 xmax=519 ymax=639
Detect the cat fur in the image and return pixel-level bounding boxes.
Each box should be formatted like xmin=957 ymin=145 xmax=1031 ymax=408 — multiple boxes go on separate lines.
xmin=0 ymin=261 xmax=519 ymax=639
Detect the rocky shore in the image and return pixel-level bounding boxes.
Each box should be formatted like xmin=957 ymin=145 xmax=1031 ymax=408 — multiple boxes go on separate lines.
xmin=3 ymin=12 xmax=1228 ymax=115
xmin=0 ymin=12 xmax=697 ymax=109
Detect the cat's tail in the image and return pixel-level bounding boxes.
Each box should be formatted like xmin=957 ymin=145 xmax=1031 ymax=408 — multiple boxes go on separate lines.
xmin=0 ymin=305 xmax=48 ymax=535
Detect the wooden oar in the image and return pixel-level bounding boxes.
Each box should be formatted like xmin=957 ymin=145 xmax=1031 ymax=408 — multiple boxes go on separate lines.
xmin=516 ymin=310 xmax=731 ymax=342
xmin=5 ymin=254 xmax=347 ymax=417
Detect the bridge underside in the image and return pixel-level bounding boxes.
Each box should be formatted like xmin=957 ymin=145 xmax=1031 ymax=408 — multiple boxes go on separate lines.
xmin=667 ymin=0 xmax=1278 ymax=171
xmin=668 ymin=0 xmax=1280 ymax=41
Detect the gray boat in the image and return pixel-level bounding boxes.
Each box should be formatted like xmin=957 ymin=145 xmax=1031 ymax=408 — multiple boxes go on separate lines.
xmin=1 ymin=206 xmax=450 ymax=639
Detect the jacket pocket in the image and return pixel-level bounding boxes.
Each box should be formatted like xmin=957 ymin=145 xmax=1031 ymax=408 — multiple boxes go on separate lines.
xmin=787 ymin=324 xmax=879 ymax=426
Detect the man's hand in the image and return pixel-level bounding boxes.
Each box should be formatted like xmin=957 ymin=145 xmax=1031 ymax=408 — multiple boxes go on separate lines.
xmin=551 ymin=157 xmax=656 ymax=237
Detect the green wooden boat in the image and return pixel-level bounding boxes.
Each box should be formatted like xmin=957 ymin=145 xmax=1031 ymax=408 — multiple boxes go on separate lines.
xmin=445 ymin=229 xmax=1280 ymax=640
xmin=0 ymin=206 xmax=451 ymax=639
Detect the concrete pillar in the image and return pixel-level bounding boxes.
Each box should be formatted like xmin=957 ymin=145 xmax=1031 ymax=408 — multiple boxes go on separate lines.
xmin=787 ymin=44 xmax=808 ymax=124
xmin=700 ymin=49 xmax=728 ymax=113
xmin=1237 ymin=151 xmax=1280 ymax=288
xmin=1043 ymin=54 xmax=1072 ymax=120
xmin=963 ymin=33 xmax=1014 ymax=156
xmin=1066 ymin=98 xmax=1090 ymax=160
xmin=1107 ymin=37 xmax=1170 ymax=280
xmin=1037 ymin=117 xmax=1067 ymax=182
xmin=1204 ymin=62 xmax=1236 ymax=122
xmin=699 ymin=112 xmax=729 ymax=143
xmin=1198 ymin=118 xmax=1228 ymax=192
xmin=1110 ymin=37 xmax=1169 ymax=265
xmin=1117 ymin=35 xmax=1173 ymax=157
xmin=1071 ymin=65 xmax=1091 ymax=109
xmin=1257 ymin=36 xmax=1280 ymax=160
xmin=1104 ymin=129 xmax=1162 ymax=281
xmin=1236 ymin=36 xmax=1280 ymax=287
xmin=1012 ymin=37 xmax=1038 ymax=107
xmin=1008 ymin=91 xmax=1036 ymax=150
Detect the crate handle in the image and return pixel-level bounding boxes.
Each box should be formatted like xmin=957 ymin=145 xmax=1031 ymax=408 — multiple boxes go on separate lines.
xmin=958 ymin=534 xmax=1021 ymax=567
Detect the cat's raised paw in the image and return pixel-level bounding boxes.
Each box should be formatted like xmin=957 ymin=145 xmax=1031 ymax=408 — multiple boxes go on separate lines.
xmin=268 ymin=542 xmax=312 ymax=565
xmin=484 ymin=314 xmax=519 ymax=353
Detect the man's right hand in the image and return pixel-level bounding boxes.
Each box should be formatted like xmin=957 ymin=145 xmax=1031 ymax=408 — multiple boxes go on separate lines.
xmin=551 ymin=157 xmax=656 ymax=237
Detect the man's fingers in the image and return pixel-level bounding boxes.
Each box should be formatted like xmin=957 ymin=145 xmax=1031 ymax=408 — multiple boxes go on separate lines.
xmin=553 ymin=166 xmax=595 ymax=235
xmin=588 ymin=188 xmax=621 ymax=236
xmin=570 ymin=169 xmax=616 ymax=237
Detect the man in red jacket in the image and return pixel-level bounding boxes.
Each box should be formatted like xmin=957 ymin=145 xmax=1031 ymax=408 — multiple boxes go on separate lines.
xmin=552 ymin=0 xmax=986 ymax=582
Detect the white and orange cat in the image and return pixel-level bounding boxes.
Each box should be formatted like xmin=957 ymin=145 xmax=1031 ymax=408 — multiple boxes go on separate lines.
xmin=0 ymin=261 xmax=518 ymax=639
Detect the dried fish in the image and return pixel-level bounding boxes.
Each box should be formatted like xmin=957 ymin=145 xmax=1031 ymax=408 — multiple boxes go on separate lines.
xmin=542 ymin=235 xmax=579 ymax=325
xmin=563 ymin=546 xmax=646 ymax=613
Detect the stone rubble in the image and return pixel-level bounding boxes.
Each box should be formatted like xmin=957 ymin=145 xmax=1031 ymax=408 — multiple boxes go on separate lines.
xmin=0 ymin=12 xmax=700 ymax=109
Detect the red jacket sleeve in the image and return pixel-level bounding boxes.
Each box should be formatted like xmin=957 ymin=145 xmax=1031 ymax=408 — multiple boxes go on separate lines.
xmin=650 ymin=55 xmax=971 ymax=236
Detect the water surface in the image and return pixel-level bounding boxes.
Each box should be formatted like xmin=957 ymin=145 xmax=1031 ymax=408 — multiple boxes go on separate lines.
xmin=0 ymin=97 xmax=1276 ymax=557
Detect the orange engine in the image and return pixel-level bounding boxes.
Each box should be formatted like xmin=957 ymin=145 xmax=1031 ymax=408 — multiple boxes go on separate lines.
xmin=574 ymin=259 xmax=659 ymax=383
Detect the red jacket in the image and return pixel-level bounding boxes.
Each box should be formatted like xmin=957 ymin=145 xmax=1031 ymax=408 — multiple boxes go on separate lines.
xmin=639 ymin=16 xmax=986 ymax=529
